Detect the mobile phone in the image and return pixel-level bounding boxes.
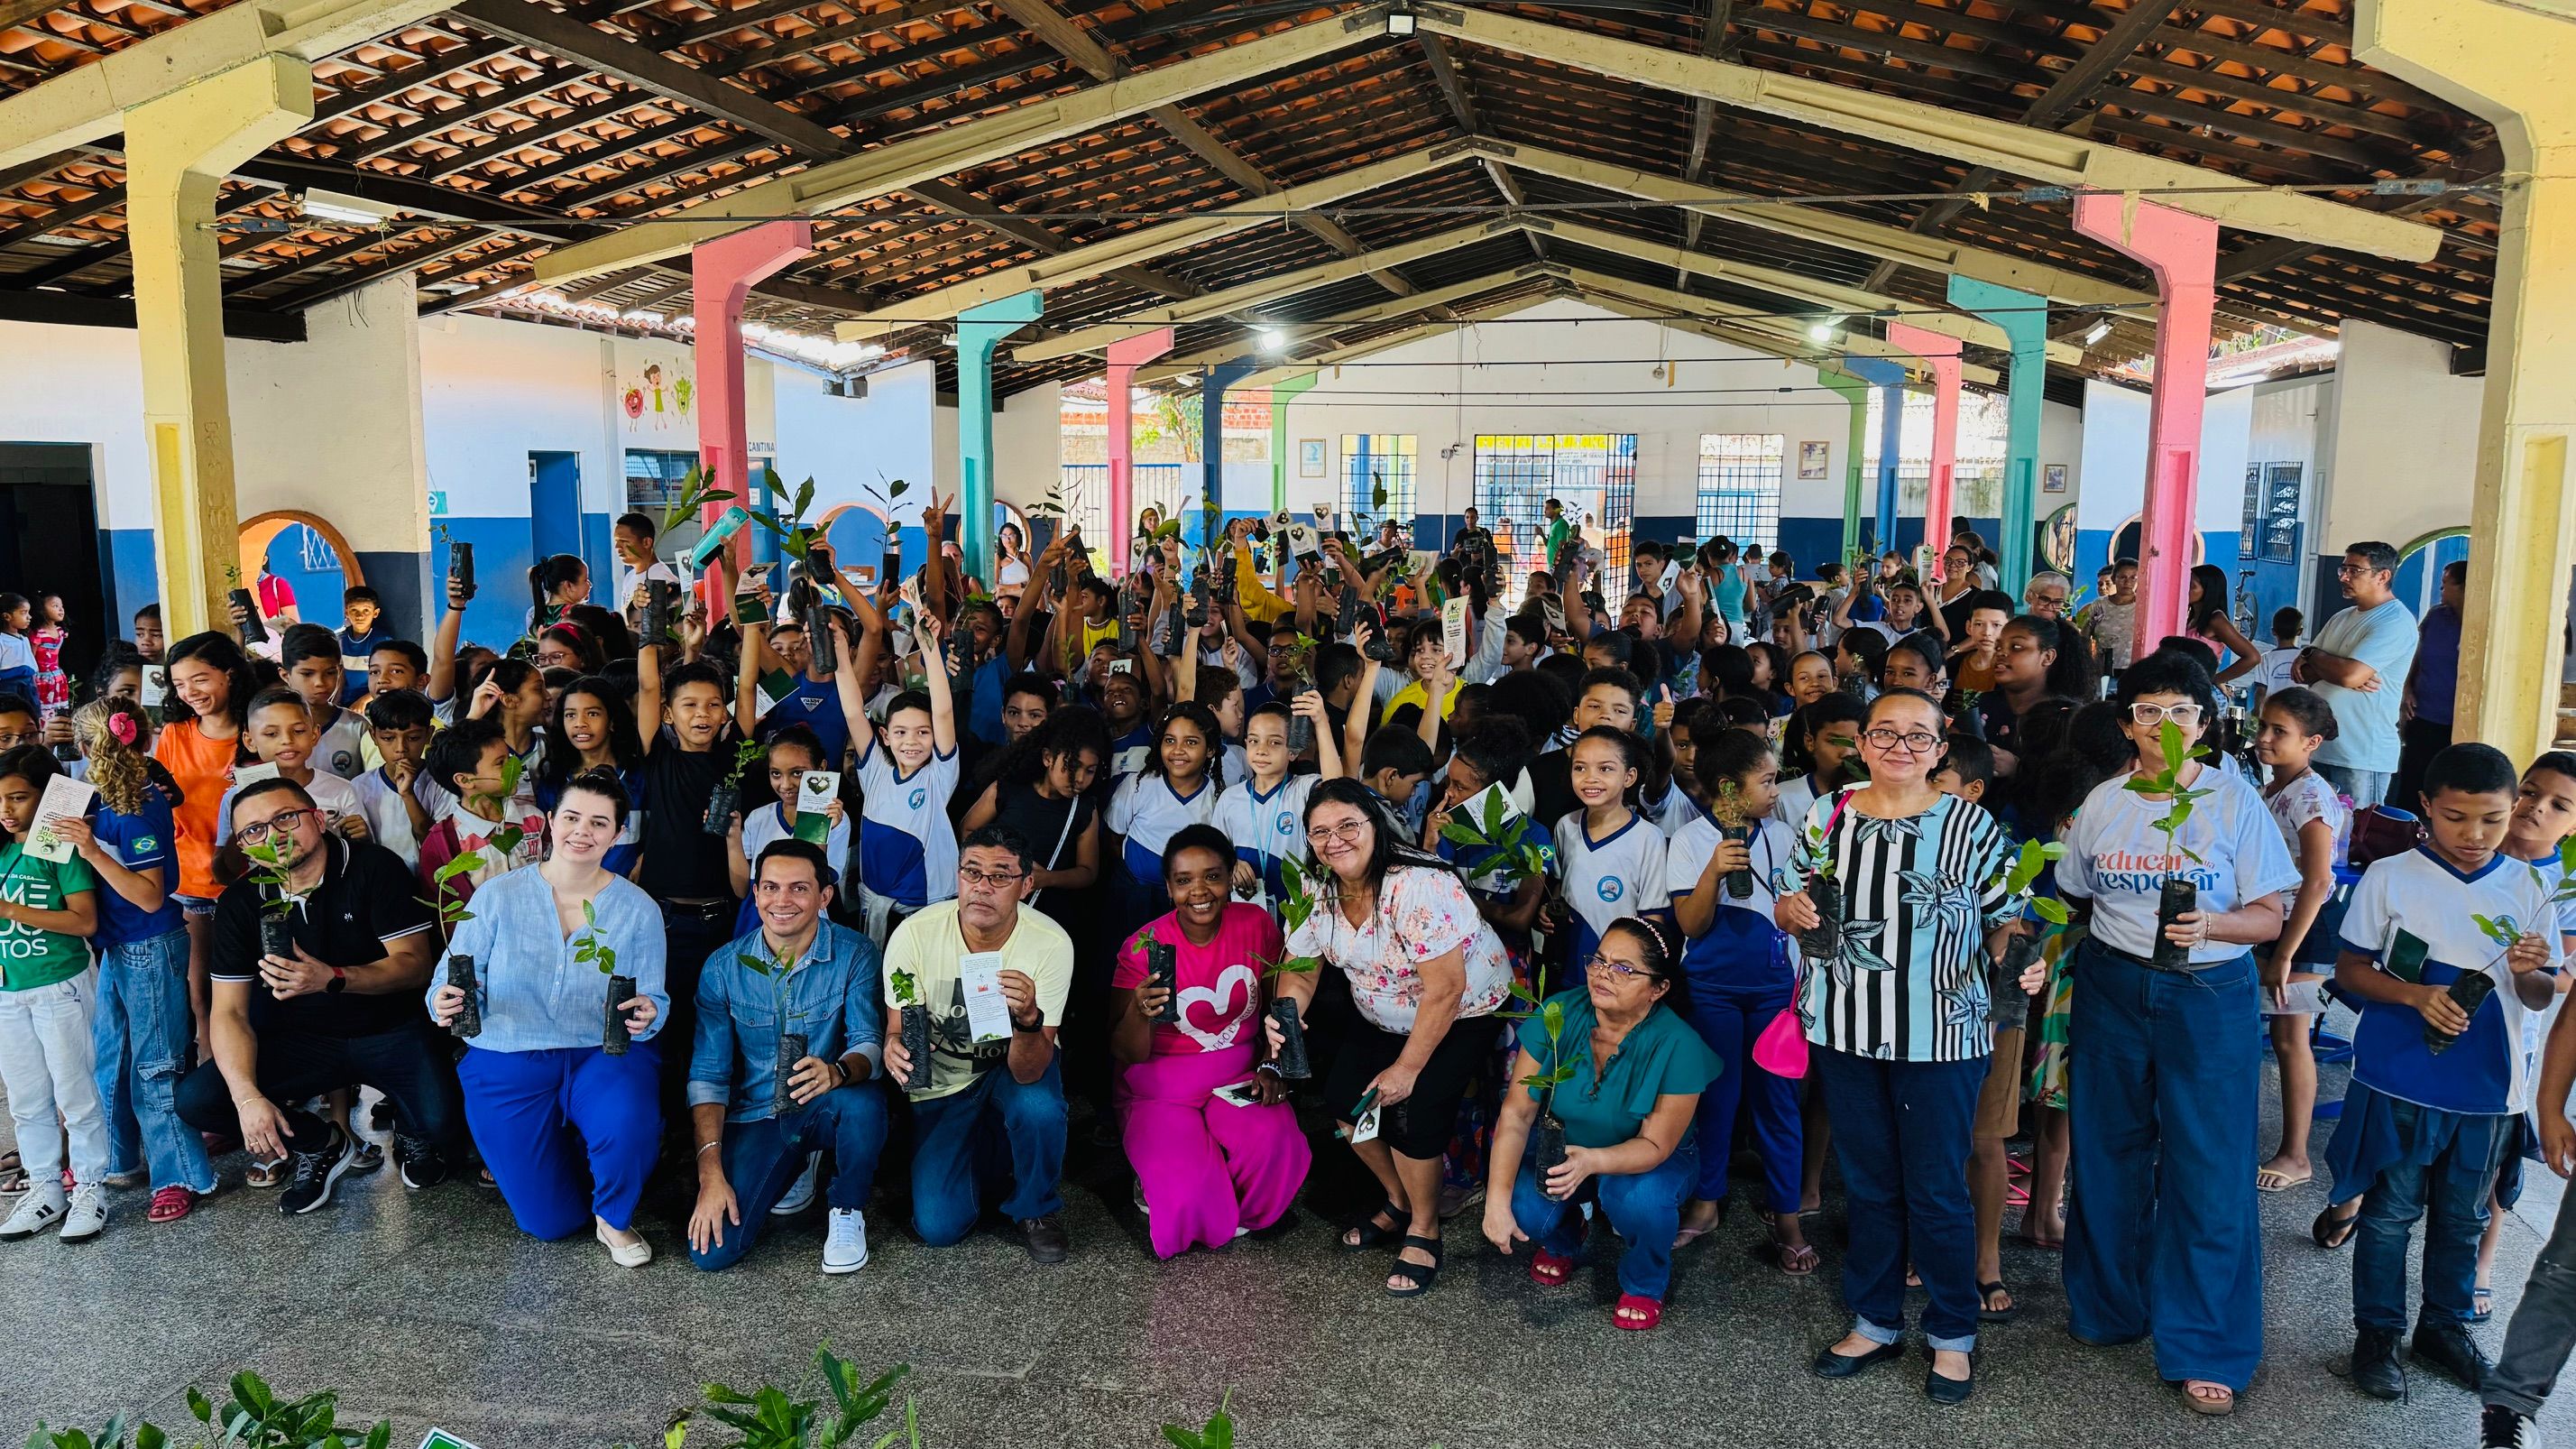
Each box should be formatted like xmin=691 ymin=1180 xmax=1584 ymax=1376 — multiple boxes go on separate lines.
xmin=2385 ymin=928 xmax=2432 ymax=983
xmin=1211 ymin=1080 xmax=1265 ymax=1109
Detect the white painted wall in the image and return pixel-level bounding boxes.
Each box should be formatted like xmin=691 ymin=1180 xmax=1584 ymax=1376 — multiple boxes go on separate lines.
xmin=419 ymin=314 xmax=620 ymax=521
xmin=2323 ymin=318 xmax=2482 ymax=550
xmin=232 ymin=277 xmax=428 ymax=552
xmin=2075 ymin=379 xmax=2255 ymax=539
xmin=774 ymin=357 xmax=934 ymax=507
xmin=0 ymin=316 xmax=157 ymax=529
xmin=995 ymin=379 xmax=1062 ymax=503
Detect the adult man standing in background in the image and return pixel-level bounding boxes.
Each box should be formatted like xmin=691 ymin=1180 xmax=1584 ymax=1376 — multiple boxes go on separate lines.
xmin=2297 ymin=541 xmax=2418 ymax=808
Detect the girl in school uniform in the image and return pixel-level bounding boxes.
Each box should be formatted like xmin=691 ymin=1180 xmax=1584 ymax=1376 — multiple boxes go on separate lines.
xmin=842 ymin=614 xmax=961 ymax=945
xmin=2252 ymin=687 xmax=2350 ymax=1196
xmin=725 ymin=724 xmax=851 ymax=937
xmin=1107 ymin=701 xmax=1223 ymax=937
xmin=1551 ymin=726 xmax=1668 ymax=972
xmin=1665 ymin=728 xmax=1808 ymax=1271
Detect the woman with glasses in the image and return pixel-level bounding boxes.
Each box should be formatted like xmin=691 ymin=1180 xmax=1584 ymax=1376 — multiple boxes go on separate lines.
xmin=1482 ymin=915 xmax=1716 ymax=1330
xmin=1269 ymin=778 xmax=1513 ymax=1297
xmin=428 ymin=771 xmax=670 ymax=1265
xmin=1775 ymin=689 xmax=2031 ymax=1405
xmin=2052 ymin=651 xmax=2297 ymax=1417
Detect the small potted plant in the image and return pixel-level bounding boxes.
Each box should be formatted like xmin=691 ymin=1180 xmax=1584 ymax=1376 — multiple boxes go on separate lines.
xmin=572 ymin=898 xmax=636 ymax=1055
xmin=1257 ymin=856 xmax=1330 ymax=1079
xmin=1987 ymin=838 xmax=2072 ymax=1023
xmin=1796 ymin=811 xmax=1844 ymax=963
xmin=225 ymin=564 xmax=268 ymax=646
xmin=888 ymin=966 xmax=933 ymax=1091
xmin=776 ymin=1028 xmax=809 ymax=1113
xmin=438 ymin=523 xmax=474 ymax=605
xmin=1137 ymin=923 xmax=1181 ymax=1024
xmin=241 ymin=835 xmax=299 ymax=963
xmin=1507 ymin=982 xmax=1582 ymax=1182
xmin=2122 ymin=719 xmax=2214 ymax=970
xmin=422 ymin=848 xmax=489 ymax=1038
xmin=1706 ymin=774 xmax=1759 ymax=901
xmin=703 ymin=737 xmax=768 ymax=835
xmin=2439 ymin=913 xmax=2526 ymax=1055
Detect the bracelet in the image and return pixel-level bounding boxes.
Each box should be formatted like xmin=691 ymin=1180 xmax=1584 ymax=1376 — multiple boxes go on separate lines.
xmin=695 ymin=1142 xmax=722 ymax=1157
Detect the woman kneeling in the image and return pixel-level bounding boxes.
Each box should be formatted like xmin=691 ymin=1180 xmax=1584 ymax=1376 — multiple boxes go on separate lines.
xmin=1483 ymin=916 xmax=1716 ymax=1331
xmin=1111 ymin=825 xmax=1310 ymax=1258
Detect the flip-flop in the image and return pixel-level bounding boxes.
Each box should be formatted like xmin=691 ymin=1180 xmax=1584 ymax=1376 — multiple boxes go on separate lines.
xmin=2312 ymin=1203 xmax=2360 ymax=1250
xmin=1776 ymin=1241 xmax=1819 ymax=1277
xmin=2256 ymin=1167 xmax=2314 ymax=1193
xmin=1979 ymin=1280 xmax=2019 ymax=1324
xmin=2174 ymin=1380 xmax=2237 ymax=1417
xmin=2473 ymin=1287 xmax=2495 ymax=1324
xmin=1612 ymin=1293 xmax=1663 ymax=1331
xmin=1528 ymin=1249 xmax=1575 ymax=1287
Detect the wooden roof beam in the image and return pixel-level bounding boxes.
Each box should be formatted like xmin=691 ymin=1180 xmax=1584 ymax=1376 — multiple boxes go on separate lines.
xmin=1416 ymin=5 xmax=2443 ymax=262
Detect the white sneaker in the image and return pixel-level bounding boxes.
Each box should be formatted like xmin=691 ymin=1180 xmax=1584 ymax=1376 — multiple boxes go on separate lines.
xmin=58 ymin=1184 xmax=105 ymax=1242
xmin=770 ymin=1150 xmax=822 ymax=1216
xmin=822 ymin=1206 xmax=869 ymax=1275
xmin=0 ymin=1189 xmax=65 ymax=1241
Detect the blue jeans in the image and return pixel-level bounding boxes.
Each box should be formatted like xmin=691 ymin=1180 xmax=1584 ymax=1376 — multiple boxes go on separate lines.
xmin=907 ymin=1057 xmax=1068 ymax=1246
xmin=2065 ymin=943 xmax=2265 ymax=1389
xmin=1678 ymin=977 xmax=1800 ymax=1213
xmin=2354 ymin=1100 xmax=2507 ymax=1334
xmin=1813 ymin=1046 xmax=1984 ymax=1353
xmin=94 ymin=929 xmax=214 ymax=1194
xmin=457 ymin=1043 xmax=661 ymax=1239
xmin=1508 ymin=1133 xmax=1698 ymax=1297
xmin=2318 ymin=762 xmax=2391 ymax=811
xmin=690 ymin=1084 xmax=894 ymax=1272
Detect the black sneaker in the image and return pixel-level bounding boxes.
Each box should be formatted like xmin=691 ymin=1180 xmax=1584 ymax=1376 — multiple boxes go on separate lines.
xmin=2347 ymin=1326 xmax=2409 ymax=1401
xmin=2411 ymin=1320 xmax=2491 ymax=1390
xmin=279 ymin=1127 xmax=355 ymax=1216
xmin=2482 ymin=1404 xmax=2535 ymax=1448
xmin=1019 ymin=1214 xmax=1070 ymax=1266
xmin=393 ymin=1135 xmax=447 ymax=1190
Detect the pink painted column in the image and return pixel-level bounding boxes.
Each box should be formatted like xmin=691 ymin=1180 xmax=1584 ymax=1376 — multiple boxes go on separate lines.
xmin=1884 ymin=321 xmax=1963 ymax=583
xmin=694 ymin=219 xmax=815 ymax=583
xmin=1104 ymin=327 xmax=1174 ymax=578
xmin=2075 ymin=195 xmax=2216 ymax=645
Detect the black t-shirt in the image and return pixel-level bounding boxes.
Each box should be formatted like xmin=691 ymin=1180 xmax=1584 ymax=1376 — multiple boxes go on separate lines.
xmin=212 ymin=835 xmax=435 ymax=1039
xmin=1524 ymin=748 xmax=1577 ymax=836
xmin=638 ymin=729 xmax=738 ymax=900
xmin=994 ymin=779 xmax=1096 ymax=880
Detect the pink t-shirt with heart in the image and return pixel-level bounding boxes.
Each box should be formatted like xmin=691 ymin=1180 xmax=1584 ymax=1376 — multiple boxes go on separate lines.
xmin=1113 ymin=903 xmax=1284 ymax=1057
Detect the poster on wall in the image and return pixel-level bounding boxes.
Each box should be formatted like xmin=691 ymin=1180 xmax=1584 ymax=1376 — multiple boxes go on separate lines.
xmin=2042 ymin=503 xmax=2078 ymax=574
xmin=2042 ymin=463 xmax=2068 ymax=494
xmin=615 ymin=341 xmax=696 ymax=440
xmin=1298 ymin=438 xmax=1326 ymax=477
xmin=1796 ymin=441 xmax=1829 ymax=481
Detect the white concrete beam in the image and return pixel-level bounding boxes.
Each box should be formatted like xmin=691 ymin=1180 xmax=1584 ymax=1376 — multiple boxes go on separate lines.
xmin=1560 ymin=264 xmax=2001 ymax=384
xmin=1131 ymin=263 xmax=1553 ymax=383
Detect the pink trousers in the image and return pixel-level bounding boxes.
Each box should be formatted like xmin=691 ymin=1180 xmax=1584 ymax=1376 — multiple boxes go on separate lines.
xmin=1117 ymin=1040 xmax=1311 ymax=1259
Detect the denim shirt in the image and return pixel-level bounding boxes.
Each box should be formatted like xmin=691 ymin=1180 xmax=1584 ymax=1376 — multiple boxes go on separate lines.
xmin=426 ymin=866 xmax=670 ymax=1054
xmin=688 ymin=921 xmax=884 ymax=1123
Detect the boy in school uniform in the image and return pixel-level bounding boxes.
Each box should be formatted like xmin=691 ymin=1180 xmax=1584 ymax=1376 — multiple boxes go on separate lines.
xmin=2326 ymin=743 xmax=2562 ymax=1403
xmin=335 ymin=587 xmax=392 ymax=706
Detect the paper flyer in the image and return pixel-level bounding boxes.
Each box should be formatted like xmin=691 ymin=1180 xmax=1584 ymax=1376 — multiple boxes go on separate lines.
xmin=793 ymin=771 xmax=839 ymax=844
xmin=959 ymin=953 xmax=1014 ymax=1041
xmin=23 ymin=774 xmax=95 ymax=863
xmin=1441 ymin=595 xmax=1469 ymax=671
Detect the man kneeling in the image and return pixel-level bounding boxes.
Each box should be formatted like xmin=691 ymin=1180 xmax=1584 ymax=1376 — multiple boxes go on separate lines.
xmin=686 ymin=841 xmax=889 ymax=1274
xmin=881 ymin=825 xmax=1073 ymax=1263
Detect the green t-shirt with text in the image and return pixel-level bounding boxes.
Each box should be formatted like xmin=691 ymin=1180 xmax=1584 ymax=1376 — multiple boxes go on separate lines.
xmin=0 ymin=843 xmax=97 ymax=990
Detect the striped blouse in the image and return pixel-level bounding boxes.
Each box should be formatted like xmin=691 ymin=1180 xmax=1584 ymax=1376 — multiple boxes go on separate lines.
xmin=1785 ymin=786 xmax=2018 ymax=1064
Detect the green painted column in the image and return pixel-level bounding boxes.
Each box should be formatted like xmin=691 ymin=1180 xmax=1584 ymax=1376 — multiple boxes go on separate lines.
xmin=1269 ymin=372 xmax=1319 ymax=514
xmin=1817 ymin=366 xmax=1870 ymax=560
xmin=955 ymin=289 xmax=1044 ymax=585
xmin=1947 ymin=275 xmax=2049 ymax=592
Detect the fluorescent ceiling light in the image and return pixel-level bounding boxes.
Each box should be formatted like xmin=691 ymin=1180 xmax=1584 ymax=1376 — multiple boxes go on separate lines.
xmin=2083 ymin=318 xmax=2114 ymax=346
xmin=1387 ymin=11 xmax=1416 ymax=34
xmin=300 ymin=189 xmax=394 ymax=226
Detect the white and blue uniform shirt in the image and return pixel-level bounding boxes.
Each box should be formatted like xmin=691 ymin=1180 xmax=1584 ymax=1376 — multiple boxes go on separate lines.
xmin=1213 ymin=772 xmax=1314 ymax=903
xmin=1106 ymin=723 xmax=1155 ymax=780
xmin=852 ymin=739 xmax=959 ymax=909
xmin=2056 ymin=767 xmax=2300 ymax=966
xmin=1552 ymin=808 xmax=1669 ymax=966
xmin=1107 ymin=771 xmax=1219 ymax=884
xmin=2342 ymin=846 xmax=2562 ymax=1116
xmin=1664 ymin=807 xmax=1794 ymax=989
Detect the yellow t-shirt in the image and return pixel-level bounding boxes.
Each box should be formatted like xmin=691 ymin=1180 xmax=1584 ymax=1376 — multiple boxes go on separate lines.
xmin=1384 ymin=678 xmax=1460 ymax=722
xmin=881 ymin=900 xmax=1075 ymax=1102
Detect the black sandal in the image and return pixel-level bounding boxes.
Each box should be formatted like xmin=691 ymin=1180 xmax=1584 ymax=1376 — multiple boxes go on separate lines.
xmin=2312 ymin=1203 xmax=2360 ymax=1251
xmin=1385 ymin=1234 xmax=1442 ymax=1297
xmin=1339 ymin=1200 xmax=1404 ymax=1252
xmin=1979 ymin=1280 xmax=2019 ymax=1324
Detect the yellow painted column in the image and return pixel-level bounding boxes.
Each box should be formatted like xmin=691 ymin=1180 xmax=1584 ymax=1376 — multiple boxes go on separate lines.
xmin=2360 ymin=0 xmax=2576 ymax=759
xmin=124 ymin=55 xmax=313 ymax=636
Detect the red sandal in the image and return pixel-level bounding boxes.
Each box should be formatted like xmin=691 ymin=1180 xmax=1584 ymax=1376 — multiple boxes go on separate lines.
xmin=1528 ymin=1249 xmax=1576 ymax=1287
xmin=148 ymin=1186 xmax=201 ymax=1223
xmin=1613 ymin=1293 xmax=1664 ymax=1331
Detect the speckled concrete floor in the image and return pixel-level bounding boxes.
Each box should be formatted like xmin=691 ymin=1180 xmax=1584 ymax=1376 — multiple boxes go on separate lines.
xmin=5 ymin=1028 xmax=2566 ymax=1449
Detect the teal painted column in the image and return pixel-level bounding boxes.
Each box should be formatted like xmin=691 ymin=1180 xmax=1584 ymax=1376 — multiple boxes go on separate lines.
xmin=1948 ymin=276 xmax=2050 ymax=591
xmin=1269 ymin=372 xmax=1319 ymax=514
xmin=1199 ymin=357 xmax=1258 ymax=550
xmin=1843 ymin=356 xmax=1908 ymax=554
xmin=1817 ymin=366 xmax=1870 ymax=559
xmin=955 ymin=290 xmax=1043 ymax=586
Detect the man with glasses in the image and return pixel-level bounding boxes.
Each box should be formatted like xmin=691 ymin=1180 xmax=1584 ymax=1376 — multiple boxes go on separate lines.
xmin=174 ymin=780 xmax=461 ymax=1213
xmin=2295 ymin=541 xmax=2418 ymax=808
xmin=879 ymin=823 xmax=1074 ymax=1262
xmin=685 ymin=840 xmax=888 ymax=1276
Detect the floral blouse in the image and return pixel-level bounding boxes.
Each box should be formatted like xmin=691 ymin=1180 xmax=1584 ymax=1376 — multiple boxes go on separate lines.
xmin=1285 ymin=864 xmax=1513 ymax=1034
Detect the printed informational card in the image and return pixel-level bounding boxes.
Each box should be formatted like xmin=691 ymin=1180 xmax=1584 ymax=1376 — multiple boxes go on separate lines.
xmin=793 ymin=771 xmax=839 ymax=844
xmin=1441 ymin=595 xmax=1470 ymax=671
xmin=959 ymin=952 xmax=1014 ymax=1042
xmin=1348 ymin=1101 xmax=1382 ymax=1145
xmin=140 ymin=669 xmax=168 ymax=708
xmin=232 ymin=761 xmax=281 ymax=788
xmin=23 ymin=774 xmax=95 ymax=863
xmin=1211 ymin=1080 xmax=1264 ymax=1109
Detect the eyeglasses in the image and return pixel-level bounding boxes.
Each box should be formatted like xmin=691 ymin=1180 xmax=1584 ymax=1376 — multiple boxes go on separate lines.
xmin=236 ymin=808 xmax=317 ymax=845
xmin=1862 ymin=727 xmax=1941 ymax=753
xmin=2336 ymin=562 xmax=2387 ymax=578
xmin=2128 ymin=702 xmax=2203 ymax=726
xmin=1306 ymin=819 xmax=1370 ymax=847
xmin=958 ymin=866 xmax=1026 ymax=891
xmin=1586 ymin=954 xmax=1659 ymax=980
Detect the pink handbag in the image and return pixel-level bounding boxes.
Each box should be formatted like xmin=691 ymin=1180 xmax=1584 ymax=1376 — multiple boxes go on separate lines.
xmin=1751 ymin=1000 xmax=1809 ymax=1079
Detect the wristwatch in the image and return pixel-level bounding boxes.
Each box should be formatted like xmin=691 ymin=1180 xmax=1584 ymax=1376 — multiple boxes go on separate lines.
xmin=326 ymin=967 xmax=347 ymax=994
xmin=1012 ymin=1014 xmax=1043 ymax=1034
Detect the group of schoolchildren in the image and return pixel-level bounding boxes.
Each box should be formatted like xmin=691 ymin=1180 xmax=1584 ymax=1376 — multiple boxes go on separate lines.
xmin=4 ymin=503 xmax=2576 ymax=1439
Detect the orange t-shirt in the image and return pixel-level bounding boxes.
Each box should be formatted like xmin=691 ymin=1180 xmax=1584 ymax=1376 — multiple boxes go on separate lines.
xmin=152 ymin=718 xmax=238 ymax=900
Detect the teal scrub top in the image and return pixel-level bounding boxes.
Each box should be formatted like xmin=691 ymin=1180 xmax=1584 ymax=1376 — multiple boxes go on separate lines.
xmin=1516 ymin=990 xmax=1720 ymax=1149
